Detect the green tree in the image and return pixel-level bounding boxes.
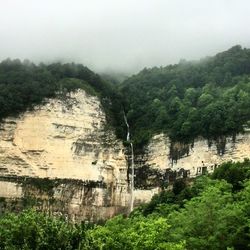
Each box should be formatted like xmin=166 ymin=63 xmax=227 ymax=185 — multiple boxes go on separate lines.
xmin=86 ymin=214 xmax=185 ymax=250
xmin=167 ymin=180 xmax=248 ymax=249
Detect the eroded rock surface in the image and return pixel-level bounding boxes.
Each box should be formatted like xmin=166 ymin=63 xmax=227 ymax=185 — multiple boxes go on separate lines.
xmin=0 ymin=90 xmax=133 ymax=220
xmin=0 ymin=90 xmax=126 ymax=183
xmin=0 ymin=89 xmax=250 ymax=220
xmin=143 ymin=132 xmax=250 ymax=178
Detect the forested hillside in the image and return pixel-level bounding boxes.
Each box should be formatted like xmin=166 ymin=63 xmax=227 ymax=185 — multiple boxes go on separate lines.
xmin=1 ymin=46 xmax=250 ymax=148
xmin=120 ymin=45 xmax=250 ymax=147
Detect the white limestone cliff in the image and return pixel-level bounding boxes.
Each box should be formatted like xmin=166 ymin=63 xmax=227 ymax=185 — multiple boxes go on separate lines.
xmin=0 ymin=90 xmax=127 ymax=184
xmin=0 ymin=89 xmax=249 ymax=221
xmin=146 ymin=132 xmax=250 ymax=177
xmin=0 ymin=90 xmax=132 ymax=221
xmin=0 ymin=89 xmax=158 ymax=220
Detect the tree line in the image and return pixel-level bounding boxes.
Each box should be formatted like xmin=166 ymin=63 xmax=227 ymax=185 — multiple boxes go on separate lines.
xmin=1 ymin=46 xmax=250 ymax=148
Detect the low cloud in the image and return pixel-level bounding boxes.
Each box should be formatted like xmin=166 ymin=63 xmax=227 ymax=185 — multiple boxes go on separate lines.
xmin=0 ymin=0 xmax=250 ymax=74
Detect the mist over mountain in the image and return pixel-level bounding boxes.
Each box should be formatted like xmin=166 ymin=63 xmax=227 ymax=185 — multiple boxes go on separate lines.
xmin=1 ymin=0 xmax=250 ymax=74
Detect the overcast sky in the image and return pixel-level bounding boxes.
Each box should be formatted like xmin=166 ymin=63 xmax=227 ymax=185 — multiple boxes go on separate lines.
xmin=0 ymin=0 xmax=250 ymax=74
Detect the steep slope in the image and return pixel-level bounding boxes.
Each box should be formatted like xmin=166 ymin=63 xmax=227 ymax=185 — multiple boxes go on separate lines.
xmin=0 ymin=89 xmax=160 ymax=221
xmin=0 ymin=89 xmax=131 ymax=221
xmin=0 ymin=46 xmax=250 ymax=220
xmin=119 ymin=45 xmax=250 ymax=188
xmin=134 ymin=133 xmax=250 ymax=188
xmin=0 ymin=90 xmax=125 ymax=180
xmin=120 ymin=45 xmax=250 ymax=147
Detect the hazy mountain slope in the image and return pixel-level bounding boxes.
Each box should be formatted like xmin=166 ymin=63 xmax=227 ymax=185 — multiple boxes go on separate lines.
xmin=120 ymin=45 xmax=250 ymax=147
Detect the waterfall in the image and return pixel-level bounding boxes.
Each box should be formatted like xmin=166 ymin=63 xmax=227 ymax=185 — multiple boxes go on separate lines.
xmin=129 ymin=141 xmax=134 ymax=212
xmin=123 ymin=111 xmax=134 ymax=212
xmin=123 ymin=112 xmax=130 ymax=141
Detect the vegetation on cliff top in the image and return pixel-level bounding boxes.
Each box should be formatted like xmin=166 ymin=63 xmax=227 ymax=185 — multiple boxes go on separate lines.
xmin=0 ymin=160 xmax=249 ymax=249
xmin=0 ymin=59 xmax=123 ymax=137
xmin=1 ymin=45 xmax=250 ymax=147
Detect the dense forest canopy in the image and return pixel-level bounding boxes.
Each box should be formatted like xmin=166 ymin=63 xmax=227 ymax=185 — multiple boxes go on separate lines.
xmin=1 ymin=45 xmax=250 ymax=148
xmin=120 ymin=45 xmax=250 ymax=147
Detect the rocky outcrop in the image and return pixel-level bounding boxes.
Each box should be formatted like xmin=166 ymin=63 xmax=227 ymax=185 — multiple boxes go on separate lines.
xmin=0 ymin=89 xmax=250 ymax=220
xmin=135 ymin=132 xmax=250 ymax=188
xmin=0 ymin=90 xmax=158 ymax=221
xmin=0 ymin=177 xmax=129 ymax=222
xmin=0 ymin=90 xmax=126 ymax=182
xmin=0 ymin=90 xmax=132 ymax=221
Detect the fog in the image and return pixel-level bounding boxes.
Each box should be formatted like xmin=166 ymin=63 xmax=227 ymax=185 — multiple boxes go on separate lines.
xmin=1 ymin=0 xmax=250 ymax=74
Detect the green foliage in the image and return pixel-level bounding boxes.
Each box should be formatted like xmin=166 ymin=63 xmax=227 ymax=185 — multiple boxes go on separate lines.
xmin=0 ymin=209 xmax=89 ymax=250
xmin=2 ymin=46 xmax=250 ymax=148
xmin=139 ymin=190 xmax=177 ymax=216
xmin=120 ymin=45 xmax=250 ymax=147
xmin=0 ymin=161 xmax=249 ymax=249
xmin=85 ymin=214 xmax=185 ymax=250
xmin=140 ymin=176 xmax=217 ymax=216
xmin=139 ymin=161 xmax=250 ymax=249
xmin=212 ymin=158 xmax=250 ymax=190
xmin=58 ymin=78 xmax=98 ymax=97
xmin=85 ymin=161 xmax=250 ymax=249
xmin=167 ymin=180 xmax=249 ymax=250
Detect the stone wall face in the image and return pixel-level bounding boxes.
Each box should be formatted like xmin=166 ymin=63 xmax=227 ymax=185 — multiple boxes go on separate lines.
xmin=0 ymin=89 xmax=249 ymax=220
xmin=0 ymin=90 xmax=156 ymax=220
xmin=0 ymin=90 xmax=127 ymax=183
xmin=0 ymin=90 xmax=133 ymax=220
xmin=0 ymin=178 xmax=130 ymax=222
xmin=143 ymin=132 xmax=250 ymax=178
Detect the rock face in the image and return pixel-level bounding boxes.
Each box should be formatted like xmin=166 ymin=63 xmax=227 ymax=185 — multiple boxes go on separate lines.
xmin=0 ymin=89 xmax=250 ymax=220
xmin=0 ymin=177 xmax=129 ymax=222
xmin=0 ymin=90 xmax=161 ymax=221
xmin=0 ymin=90 xmax=133 ymax=221
xmin=135 ymin=132 xmax=250 ymax=188
xmin=0 ymin=90 xmax=126 ymax=182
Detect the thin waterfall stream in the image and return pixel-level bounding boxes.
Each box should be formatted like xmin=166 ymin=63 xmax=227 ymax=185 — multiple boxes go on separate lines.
xmin=123 ymin=111 xmax=134 ymax=212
